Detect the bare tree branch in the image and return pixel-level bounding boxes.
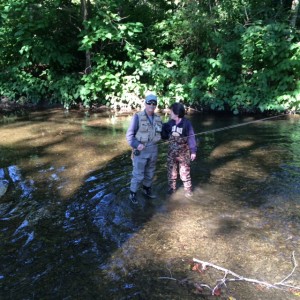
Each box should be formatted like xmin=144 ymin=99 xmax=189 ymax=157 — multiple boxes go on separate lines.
xmin=192 ymin=251 xmax=300 ymax=295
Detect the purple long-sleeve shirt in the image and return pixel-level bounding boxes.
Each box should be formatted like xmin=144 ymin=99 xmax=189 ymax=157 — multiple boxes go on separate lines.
xmin=162 ymin=117 xmax=197 ymax=154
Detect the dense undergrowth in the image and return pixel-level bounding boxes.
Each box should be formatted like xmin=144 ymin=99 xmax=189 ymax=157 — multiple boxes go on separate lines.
xmin=1 ymin=0 xmax=300 ymax=114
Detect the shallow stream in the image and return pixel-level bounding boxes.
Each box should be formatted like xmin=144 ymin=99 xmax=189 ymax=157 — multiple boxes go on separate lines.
xmin=1 ymin=109 xmax=300 ymax=299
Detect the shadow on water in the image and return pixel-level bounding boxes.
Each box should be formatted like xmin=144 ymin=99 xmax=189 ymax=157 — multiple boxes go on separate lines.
xmin=0 ymin=151 xmax=172 ymax=299
xmin=1 ymin=110 xmax=300 ymax=299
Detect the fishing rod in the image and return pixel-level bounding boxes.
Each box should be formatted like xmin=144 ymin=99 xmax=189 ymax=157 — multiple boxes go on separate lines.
xmin=191 ymin=112 xmax=287 ymax=138
xmin=133 ymin=112 xmax=288 ymax=155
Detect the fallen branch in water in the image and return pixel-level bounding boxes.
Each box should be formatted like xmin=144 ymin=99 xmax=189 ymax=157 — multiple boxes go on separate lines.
xmin=191 ymin=251 xmax=300 ymax=296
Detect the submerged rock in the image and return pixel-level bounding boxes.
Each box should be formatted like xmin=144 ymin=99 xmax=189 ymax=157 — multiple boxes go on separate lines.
xmin=0 ymin=180 xmax=9 ymax=197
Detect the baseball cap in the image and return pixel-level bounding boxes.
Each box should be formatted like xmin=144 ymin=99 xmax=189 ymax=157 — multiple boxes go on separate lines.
xmin=145 ymin=94 xmax=157 ymax=104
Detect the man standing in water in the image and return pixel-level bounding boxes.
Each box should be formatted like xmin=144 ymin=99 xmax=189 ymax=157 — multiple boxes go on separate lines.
xmin=126 ymin=93 xmax=162 ymax=204
xmin=162 ymin=102 xmax=197 ymax=197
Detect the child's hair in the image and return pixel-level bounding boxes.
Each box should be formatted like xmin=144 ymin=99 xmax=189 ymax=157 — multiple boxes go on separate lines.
xmin=170 ymin=102 xmax=185 ymax=118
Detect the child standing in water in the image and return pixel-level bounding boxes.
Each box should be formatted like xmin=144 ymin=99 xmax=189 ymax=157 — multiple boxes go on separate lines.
xmin=162 ymin=103 xmax=197 ymax=197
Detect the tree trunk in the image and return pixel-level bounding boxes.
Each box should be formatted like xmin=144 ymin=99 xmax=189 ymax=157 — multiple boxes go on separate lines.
xmin=81 ymin=0 xmax=92 ymax=74
xmin=290 ymin=0 xmax=299 ymax=28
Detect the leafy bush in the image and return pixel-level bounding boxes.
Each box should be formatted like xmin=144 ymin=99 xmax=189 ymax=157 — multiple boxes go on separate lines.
xmin=1 ymin=0 xmax=300 ymax=114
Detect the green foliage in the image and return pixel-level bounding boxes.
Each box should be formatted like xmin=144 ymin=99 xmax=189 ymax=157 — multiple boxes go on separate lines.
xmin=78 ymin=5 xmax=146 ymax=108
xmin=0 ymin=0 xmax=300 ymax=114
xmin=48 ymin=73 xmax=83 ymax=109
xmin=165 ymin=0 xmax=300 ymax=113
xmin=232 ymin=22 xmax=300 ymax=113
xmin=0 ymin=0 xmax=82 ymax=107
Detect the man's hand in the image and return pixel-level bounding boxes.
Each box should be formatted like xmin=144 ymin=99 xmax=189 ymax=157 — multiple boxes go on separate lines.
xmin=191 ymin=153 xmax=196 ymax=161
xmin=137 ymin=143 xmax=145 ymax=151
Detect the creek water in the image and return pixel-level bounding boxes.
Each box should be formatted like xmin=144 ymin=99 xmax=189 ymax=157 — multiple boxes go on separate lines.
xmin=0 ymin=108 xmax=300 ymax=300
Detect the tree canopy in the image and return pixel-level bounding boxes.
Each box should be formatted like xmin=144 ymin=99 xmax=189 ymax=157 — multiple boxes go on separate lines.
xmin=0 ymin=0 xmax=300 ymax=114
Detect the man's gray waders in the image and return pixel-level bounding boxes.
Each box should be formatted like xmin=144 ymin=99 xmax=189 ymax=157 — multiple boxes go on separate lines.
xmin=130 ymin=142 xmax=158 ymax=193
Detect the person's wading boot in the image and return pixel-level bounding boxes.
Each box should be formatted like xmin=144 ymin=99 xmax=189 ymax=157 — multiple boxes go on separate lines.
xmin=185 ymin=190 xmax=193 ymax=198
xmin=142 ymin=185 xmax=156 ymax=199
xmin=167 ymin=188 xmax=175 ymax=195
xmin=129 ymin=191 xmax=138 ymax=204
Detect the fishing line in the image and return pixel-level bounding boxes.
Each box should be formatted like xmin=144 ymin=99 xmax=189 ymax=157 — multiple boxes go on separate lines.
xmin=191 ymin=112 xmax=287 ymax=138
xmin=136 ymin=112 xmax=288 ymax=152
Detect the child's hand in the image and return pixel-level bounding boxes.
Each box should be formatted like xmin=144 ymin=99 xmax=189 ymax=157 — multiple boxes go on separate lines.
xmin=191 ymin=153 xmax=196 ymax=161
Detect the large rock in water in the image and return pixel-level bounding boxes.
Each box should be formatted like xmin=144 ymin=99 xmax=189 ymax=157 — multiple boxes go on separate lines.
xmin=0 ymin=168 xmax=8 ymax=197
xmin=0 ymin=180 xmax=9 ymax=197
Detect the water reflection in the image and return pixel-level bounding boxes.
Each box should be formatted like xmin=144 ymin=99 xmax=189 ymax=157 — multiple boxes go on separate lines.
xmin=0 ymin=110 xmax=300 ymax=299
